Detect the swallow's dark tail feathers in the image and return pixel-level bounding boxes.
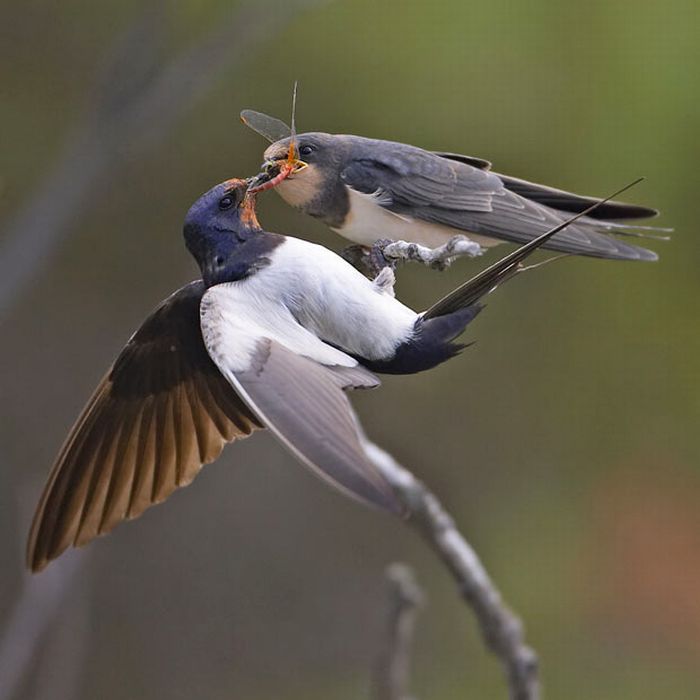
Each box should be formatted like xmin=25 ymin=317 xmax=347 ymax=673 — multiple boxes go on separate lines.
xmin=497 ymin=173 xmax=657 ymax=221
xmin=422 ymin=178 xmax=645 ymax=322
xmin=496 ymin=172 xmax=672 ymax=254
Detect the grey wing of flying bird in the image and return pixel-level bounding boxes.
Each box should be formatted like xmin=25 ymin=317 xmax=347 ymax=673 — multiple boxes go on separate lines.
xmin=242 ymin=110 xmax=669 ymax=262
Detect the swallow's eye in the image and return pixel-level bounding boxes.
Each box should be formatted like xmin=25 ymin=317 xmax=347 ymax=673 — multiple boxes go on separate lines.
xmin=299 ymin=144 xmax=314 ymax=157
xmin=218 ymin=196 xmax=234 ymax=210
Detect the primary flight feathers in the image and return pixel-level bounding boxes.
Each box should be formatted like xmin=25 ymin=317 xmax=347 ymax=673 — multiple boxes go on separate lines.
xmin=27 ymin=281 xmax=262 ymax=571
xmin=28 ymin=177 xmax=640 ymax=571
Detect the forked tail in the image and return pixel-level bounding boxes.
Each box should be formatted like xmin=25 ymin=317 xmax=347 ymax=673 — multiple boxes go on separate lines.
xmin=423 ymin=178 xmax=645 ymax=320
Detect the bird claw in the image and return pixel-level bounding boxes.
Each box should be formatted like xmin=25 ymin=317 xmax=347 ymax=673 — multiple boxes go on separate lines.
xmin=372 ymin=266 xmax=396 ymax=297
xmin=339 ymin=241 xmax=397 ymax=278
xmin=368 ymin=239 xmax=397 ymax=277
xmin=339 ymin=244 xmax=370 ymax=270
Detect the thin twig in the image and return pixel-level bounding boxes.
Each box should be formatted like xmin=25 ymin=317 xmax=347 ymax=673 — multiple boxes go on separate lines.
xmin=364 ymin=440 xmax=540 ymax=700
xmin=373 ymin=563 xmax=425 ymax=700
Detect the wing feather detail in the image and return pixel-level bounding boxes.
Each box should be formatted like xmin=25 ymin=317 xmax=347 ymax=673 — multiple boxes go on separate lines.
xmin=27 ymin=281 xmax=261 ymax=572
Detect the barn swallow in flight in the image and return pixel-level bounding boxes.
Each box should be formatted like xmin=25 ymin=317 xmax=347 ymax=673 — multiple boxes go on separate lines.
xmin=243 ymin=110 xmax=667 ymax=262
xmin=27 ymin=177 xmax=637 ymax=571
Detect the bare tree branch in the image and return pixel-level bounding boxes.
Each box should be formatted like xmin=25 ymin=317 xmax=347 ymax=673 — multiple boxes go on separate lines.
xmin=0 ymin=0 xmax=333 ymax=323
xmin=373 ymin=563 xmax=425 ymax=700
xmin=364 ymin=440 xmax=540 ymax=700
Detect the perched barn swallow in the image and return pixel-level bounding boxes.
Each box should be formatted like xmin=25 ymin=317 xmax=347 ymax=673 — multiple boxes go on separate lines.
xmin=27 ymin=178 xmax=634 ymax=571
xmin=243 ymin=110 xmax=667 ymax=262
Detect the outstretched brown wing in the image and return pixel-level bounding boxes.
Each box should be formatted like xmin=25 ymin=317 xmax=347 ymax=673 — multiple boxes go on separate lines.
xmin=27 ymin=281 xmax=261 ymax=572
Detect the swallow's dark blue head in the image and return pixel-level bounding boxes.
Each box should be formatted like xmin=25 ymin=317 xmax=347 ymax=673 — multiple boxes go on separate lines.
xmin=184 ymin=179 xmax=280 ymax=287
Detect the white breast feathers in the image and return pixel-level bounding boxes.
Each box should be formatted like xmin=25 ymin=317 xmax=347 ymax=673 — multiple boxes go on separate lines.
xmin=200 ymin=237 xmax=418 ymax=373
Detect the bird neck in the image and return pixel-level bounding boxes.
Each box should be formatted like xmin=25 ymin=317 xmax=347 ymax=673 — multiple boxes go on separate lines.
xmin=185 ymin=224 xmax=283 ymax=288
xmin=314 ymin=176 xmax=351 ymax=228
xmin=278 ymin=167 xmax=349 ymax=228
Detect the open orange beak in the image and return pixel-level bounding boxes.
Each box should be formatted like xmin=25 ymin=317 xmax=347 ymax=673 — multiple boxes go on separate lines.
xmin=248 ymin=140 xmax=308 ymax=194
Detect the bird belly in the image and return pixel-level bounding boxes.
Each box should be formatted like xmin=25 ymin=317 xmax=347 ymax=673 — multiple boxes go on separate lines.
xmin=270 ymin=238 xmax=417 ymax=361
xmin=334 ymin=189 xmax=501 ymax=249
xmin=200 ymin=282 xmax=358 ymax=373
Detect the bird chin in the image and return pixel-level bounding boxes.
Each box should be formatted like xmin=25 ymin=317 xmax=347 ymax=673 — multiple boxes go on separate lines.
xmin=275 ymin=165 xmax=322 ymax=209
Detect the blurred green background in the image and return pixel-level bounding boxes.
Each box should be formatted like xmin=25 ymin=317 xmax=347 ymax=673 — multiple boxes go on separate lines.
xmin=1 ymin=0 xmax=699 ymax=698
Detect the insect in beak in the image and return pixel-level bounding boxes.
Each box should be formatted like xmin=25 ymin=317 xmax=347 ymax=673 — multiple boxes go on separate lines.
xmin=247 ymin=157 xmax=307 ymax=194
xmin=247 ymin=81 xmax=307 ymax=195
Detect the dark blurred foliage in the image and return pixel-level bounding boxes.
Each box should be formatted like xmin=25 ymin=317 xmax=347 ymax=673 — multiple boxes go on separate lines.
xmin=1 ymin=1 xmax=699 ymax=698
